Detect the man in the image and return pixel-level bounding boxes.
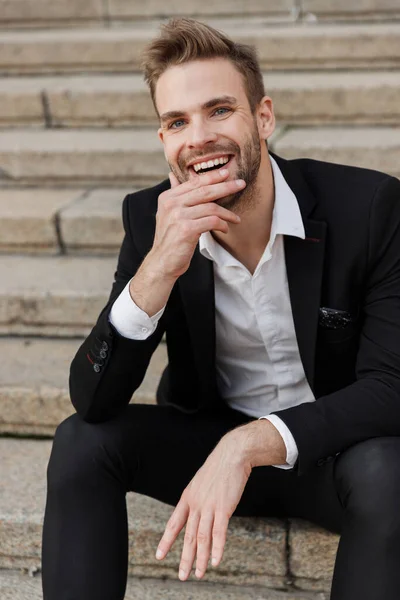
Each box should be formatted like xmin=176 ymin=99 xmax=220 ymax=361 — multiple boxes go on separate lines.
xmin=42 ymin=18 xmax=400 ymax=600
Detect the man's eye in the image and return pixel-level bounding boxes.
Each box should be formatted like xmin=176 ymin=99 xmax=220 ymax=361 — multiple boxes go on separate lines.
xmin=169 ymin=120 xmax=185 ymax=129
xmin=214 ymin=107 xmax=230 ymax=116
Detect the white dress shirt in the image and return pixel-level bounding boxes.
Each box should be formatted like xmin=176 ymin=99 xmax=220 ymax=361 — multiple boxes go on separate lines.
xmin=109 ymin=155 xmax=316 ymax=469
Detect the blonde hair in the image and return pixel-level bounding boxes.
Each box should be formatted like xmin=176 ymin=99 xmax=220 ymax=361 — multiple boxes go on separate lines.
xmin=141 ymin=18 xmax=265 ymax=115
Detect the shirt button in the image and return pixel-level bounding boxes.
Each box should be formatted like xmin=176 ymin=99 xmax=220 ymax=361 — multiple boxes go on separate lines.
xmin=141 ymin=327 xmax=148 ymax=333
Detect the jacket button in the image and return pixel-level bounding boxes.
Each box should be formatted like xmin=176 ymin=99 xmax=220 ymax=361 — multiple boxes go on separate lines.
xmin=101 ymin=341 xmax=108 ymax=351
xmin=100 ymin=349 xmax=107 ymax=359
xmin=317 ymin=458 xmax=326 ymax=467
xmin=93 ymin=364 xmax=101 ymax=373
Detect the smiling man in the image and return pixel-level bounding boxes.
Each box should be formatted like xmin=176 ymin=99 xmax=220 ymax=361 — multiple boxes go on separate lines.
xmin=42 ymin=18 xmax=400 ymax=600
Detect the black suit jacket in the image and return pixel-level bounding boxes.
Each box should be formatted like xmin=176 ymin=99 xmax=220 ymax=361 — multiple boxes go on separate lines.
xmin=69 ymin=153 xmax=400 ymax=475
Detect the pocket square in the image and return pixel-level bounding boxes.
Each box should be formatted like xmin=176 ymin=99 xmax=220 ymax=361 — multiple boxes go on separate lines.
xmin=319 ymin=307 xmax=354 ymax=330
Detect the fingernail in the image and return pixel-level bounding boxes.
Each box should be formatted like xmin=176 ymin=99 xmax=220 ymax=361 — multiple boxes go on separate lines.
xmin=195 ymin=568 xmax=203 ymax=578
xmin=212 ymin=557 xmax=218 ymax=566
xmin=156 ymin=549 xmax=163 ymax=559
xmin=236 ymin=179 xmax=245 ymax=187
xmin=179 ymin=569 xmax=186 ymax=580
xmin=220 ymin=169 xmax=228 ymax=176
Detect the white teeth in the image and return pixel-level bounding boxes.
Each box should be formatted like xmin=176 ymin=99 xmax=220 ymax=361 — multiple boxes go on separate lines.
xmin=192 ymin=155 xmax=230 ymax=172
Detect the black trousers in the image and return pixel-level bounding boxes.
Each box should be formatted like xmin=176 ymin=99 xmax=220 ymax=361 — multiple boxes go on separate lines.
xmin=41 ymin=403 xmax=400 ymax=599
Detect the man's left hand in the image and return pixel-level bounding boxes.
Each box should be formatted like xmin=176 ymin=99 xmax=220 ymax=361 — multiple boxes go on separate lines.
xmin=155 ymin=419 xmax=286 ymax=581
xmin=155 ymin=429 xmax=251 ymax=581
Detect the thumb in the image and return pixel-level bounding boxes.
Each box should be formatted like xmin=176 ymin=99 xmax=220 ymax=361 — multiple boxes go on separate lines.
xmin=169 ymin=171 xmax=180 ymax=188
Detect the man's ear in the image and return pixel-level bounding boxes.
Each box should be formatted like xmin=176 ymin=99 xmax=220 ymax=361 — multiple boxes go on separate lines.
xmin=257 ymin=96 xmax=275 ymax=141
xmin=157 ymin=127 xmax=169 ymax=162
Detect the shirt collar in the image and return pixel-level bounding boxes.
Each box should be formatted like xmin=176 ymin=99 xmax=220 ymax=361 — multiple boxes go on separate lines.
xmin=199 ymin=153 xmax=305 ymax=265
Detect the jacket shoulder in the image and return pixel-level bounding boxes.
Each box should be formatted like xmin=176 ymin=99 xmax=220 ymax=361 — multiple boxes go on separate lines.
xmin=123 ymin=179 xmax=171 ymax=218
xmin=292 ymin=157 xmax=394 ymax=195
xmin=289 ymin=157 xmax=399 ymax=219
xmin=121 ymin=179 xmax=170 ymax=255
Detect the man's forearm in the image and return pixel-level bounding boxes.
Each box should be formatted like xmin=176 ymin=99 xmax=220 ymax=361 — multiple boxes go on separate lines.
xmin=129 ymin=250 xmax=177 ymax=318
xmin=230 ymin=419 xmax=287 ymax=468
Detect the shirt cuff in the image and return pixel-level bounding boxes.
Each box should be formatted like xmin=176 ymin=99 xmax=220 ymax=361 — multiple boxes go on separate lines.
xmin=108 ymin=277 xmax=166 ymax=340
xmin=259 ymin=414 xmax=299 ymax=470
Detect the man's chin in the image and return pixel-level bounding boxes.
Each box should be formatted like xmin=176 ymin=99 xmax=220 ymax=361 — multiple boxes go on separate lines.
xmin=213 ymin=190 xmax=244 ymax=212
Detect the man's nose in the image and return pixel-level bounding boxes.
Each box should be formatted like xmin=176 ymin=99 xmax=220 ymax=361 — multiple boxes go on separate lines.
xmin=186 ymin=120 xmax=217 ymax=148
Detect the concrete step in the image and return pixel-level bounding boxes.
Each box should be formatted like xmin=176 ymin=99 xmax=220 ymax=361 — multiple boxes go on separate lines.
xmin=1 ymin=22 xmax=399 ymax=75
xmin=0 ymin=437 xmax=336 ymax=592
xmin=0 ymin=188 xmax=129 ymax=254
xmin=274 ymin=126 xmax=400 ymax=177
xmin=0 ymin=337 xmax=167 ymax=435
xmin=0 ymin=1 xmax=296 ymax=29
xmin=1 ymin=0 xmax=398 ymax=29
xmin=0 ymin=129 xmax=168 ymax=187
xmin=3 ymin=71 xmax=400 ymax=128
xmin=0 ymin=570 xmax=328 ymax=600
xmin=302 ymin=0 xmax=400 ymax=22
xmin=0 ymin=75 xmax=155 ymax=128
xmin=0 ymin=254 xmax=116 ymax=336
xmin=0 ymin=0 xmax=105 ymax=29
xmin=0 ymin=126 xmax=399 ymax=188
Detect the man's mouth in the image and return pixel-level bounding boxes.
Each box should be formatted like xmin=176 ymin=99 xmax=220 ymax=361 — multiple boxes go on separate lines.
xmin=189 ymin=155 xmax=233 ymax=175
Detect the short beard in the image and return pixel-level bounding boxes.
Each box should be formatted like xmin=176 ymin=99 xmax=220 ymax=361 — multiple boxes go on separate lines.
xmin=169 ymin=121 xmax=262 ymax=214
xmin=216 ymin=125 xmax=261 ymax=214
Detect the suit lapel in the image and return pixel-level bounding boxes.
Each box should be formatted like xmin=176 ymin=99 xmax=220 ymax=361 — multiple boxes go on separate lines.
xmin=178 ymin=248 xmax=218 ymax=405
xmin=284 ymin=220 xmax=326 ymax=390
xmin=274 ymin=153 xmax=327 ymax=390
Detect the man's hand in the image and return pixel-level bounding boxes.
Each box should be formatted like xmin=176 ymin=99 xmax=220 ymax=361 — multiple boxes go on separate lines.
xmin=155 ymin=431 xmax=251 ymax=581
xmin=155 ymin=419 xmax=286 ymax=581
xmin=151 ymin=169 xmax=244 ymax=281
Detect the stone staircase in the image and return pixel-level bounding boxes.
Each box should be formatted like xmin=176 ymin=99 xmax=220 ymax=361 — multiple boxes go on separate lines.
xmin=1 ymin=1 xmax=399 ymax=597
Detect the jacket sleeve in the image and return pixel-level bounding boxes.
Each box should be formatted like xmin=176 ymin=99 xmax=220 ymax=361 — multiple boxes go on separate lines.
xmin=274 ymin=175 xmax=400 ymax=475
xmin=69 ymin=193 xmax=167 ymax=422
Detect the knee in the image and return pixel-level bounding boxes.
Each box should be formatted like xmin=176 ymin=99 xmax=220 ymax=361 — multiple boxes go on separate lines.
xmin=334 ymin=437 xmax=400 ymax=535
xmin=47 ymin=411 xmax=128 ymax=491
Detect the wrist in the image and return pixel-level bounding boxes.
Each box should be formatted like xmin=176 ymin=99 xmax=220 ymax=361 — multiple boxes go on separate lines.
xmin=128 ymin=251 xmax=177 ymax=318
xmin=144 ymin=250 xmax=178 ymax=284
xmin=230 ymin=420 xmax=287 ymax=469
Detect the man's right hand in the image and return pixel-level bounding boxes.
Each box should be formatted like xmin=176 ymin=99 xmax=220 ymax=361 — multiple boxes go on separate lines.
xmin=148 ymin=168 xmax=246 ymax=280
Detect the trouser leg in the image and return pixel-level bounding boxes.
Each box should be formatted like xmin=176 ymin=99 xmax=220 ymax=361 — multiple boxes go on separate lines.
xmin=329 ymin=437 xmax=400 ymax=600
xmin=41 ymin=404 xmax=253 ymax=600
xmin=262 ymin=436 xmax=400 ymax=599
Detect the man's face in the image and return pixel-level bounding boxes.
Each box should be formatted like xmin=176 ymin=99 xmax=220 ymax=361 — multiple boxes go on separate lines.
xmin=156 ymin=58 xmax=266 ymax=212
